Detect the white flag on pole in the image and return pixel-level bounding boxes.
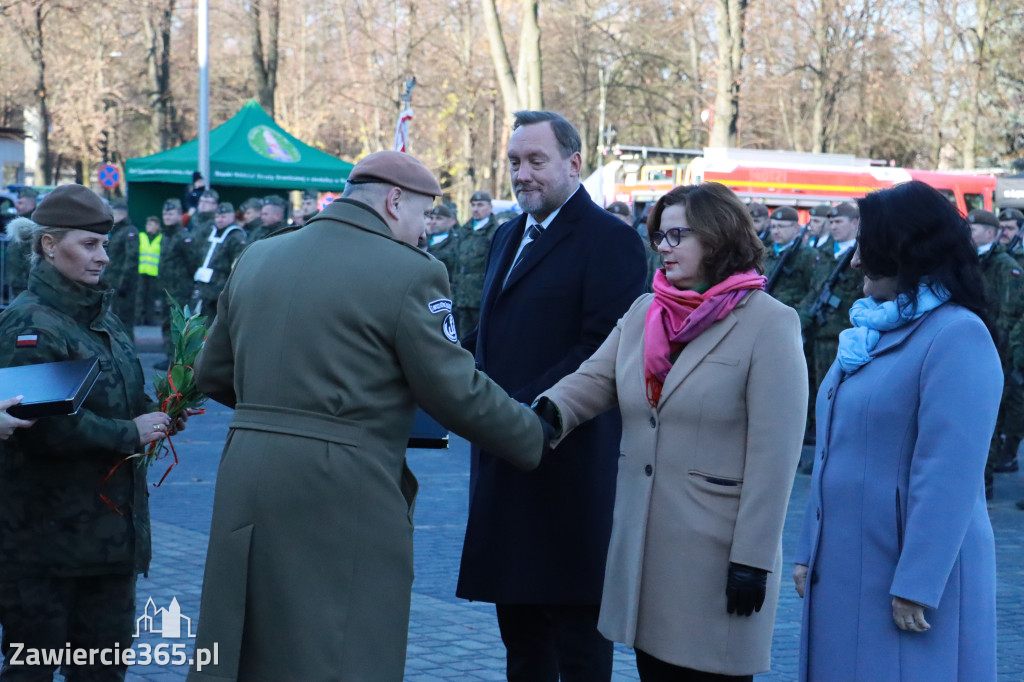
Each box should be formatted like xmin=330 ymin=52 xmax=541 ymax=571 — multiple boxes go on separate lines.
xmin=393 ymin=107 xmax=414 ymax=153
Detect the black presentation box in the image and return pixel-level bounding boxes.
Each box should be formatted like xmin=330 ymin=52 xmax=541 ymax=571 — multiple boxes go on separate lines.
xmin=1 ymin=358 xmax=101 ymax=419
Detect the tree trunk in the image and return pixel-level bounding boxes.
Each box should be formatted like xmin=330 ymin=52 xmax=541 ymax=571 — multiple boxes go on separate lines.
xmin=480 ymin=0 xmax=520 ymax=123
xmin=144 ymin=0 xmax=176 ymax=152
xmin=710 ymin=0 xmax=746 ymax=147
xmin=250 ymin=0 xmax=280 ymax=118
xmin=517 ymin=0 xmax=542 ymax=110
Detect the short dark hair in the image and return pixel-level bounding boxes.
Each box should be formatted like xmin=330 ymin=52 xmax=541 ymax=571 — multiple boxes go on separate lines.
xmin=647 ymin=183 xmax=764 ymax=285
xmin=512 ymin=111 xmax=581 ymax=158
xmin=857 ymin=180 xmax=994 ymax=339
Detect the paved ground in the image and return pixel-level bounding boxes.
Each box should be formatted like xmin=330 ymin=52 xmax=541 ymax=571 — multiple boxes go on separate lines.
xmin=5 ymin=333 xmax=1024 ymax=680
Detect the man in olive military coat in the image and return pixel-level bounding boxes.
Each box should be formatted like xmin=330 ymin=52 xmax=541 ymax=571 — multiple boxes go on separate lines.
xmin=187 ymin=151 xmax=547 ymax=682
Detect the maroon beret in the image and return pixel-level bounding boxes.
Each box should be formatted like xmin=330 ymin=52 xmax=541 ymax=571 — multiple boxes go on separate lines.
xmin=348 ymin=151 xmax=442 ymax=197
xmin=32 ymin=184 xmax=113 ymax=234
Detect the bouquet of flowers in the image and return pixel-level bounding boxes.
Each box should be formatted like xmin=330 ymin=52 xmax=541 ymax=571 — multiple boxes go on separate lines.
xmin=139 ymin=297 xmax=209 ymax=485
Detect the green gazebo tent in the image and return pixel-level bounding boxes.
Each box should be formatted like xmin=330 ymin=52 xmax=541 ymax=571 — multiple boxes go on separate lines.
xmin=125 ymin=100 xmax=354 ymax=224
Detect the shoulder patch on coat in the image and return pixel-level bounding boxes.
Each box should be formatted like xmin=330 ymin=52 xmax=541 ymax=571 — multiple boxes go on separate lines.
xmin=16 ymin=333 xmax=38 ymax=347
xmin=429 ymin=299 xmax=453 ymax=314
xmin=443 ymin=314 xmax=458 ymax=343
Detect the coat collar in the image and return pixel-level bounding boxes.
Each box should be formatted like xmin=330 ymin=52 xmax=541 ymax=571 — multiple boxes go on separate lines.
xmin=501 ymin=185 xmax=589 ymax=293
xmin=866 ymin=312 xmax=931 ymax=358
xmin=28 ymin=260 xmax=112 ymax=327
xmin=311 ymin=198 xmax=393 ymax=240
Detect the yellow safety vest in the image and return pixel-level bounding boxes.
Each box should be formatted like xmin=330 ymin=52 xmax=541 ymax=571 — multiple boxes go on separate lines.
xmin=138 ymin=232 xmax=161 ymax=276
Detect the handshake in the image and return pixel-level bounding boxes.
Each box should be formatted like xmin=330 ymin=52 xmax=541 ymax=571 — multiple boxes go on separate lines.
xmin=531 ymin=397 xmax=562 ymax=451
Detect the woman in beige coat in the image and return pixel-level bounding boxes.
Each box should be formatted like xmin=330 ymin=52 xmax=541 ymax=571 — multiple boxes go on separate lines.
xmin=537 ymin=182 xmax=807 ymax=681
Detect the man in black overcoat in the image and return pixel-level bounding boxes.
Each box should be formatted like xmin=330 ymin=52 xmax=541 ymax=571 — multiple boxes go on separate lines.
xmin=457 ymin=111 xmax=647 ymax=681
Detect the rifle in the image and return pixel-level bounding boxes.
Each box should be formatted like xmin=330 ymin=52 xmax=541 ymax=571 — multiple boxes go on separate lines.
xmin=1003 ymin=221 xmax=1024 ymax=260
xmin=808 ymin=243 xmax=857 ymax=326
xmin=765 ymin=225 xmax=809 ymax=295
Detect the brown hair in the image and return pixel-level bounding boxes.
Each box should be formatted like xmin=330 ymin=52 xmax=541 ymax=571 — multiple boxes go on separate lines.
xmin=647 ymin=183 xmax=764 ymax=284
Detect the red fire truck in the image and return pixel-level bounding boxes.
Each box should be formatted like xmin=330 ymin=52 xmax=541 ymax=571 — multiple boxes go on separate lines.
xmin=606 ymin=146 xmax=996 ymax=218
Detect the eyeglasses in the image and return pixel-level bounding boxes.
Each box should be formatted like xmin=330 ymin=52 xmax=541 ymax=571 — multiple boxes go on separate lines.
xmin=650 ymin=227 xmax=694 ymax=249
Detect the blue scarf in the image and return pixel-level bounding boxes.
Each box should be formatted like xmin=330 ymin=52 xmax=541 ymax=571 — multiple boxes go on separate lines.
xmin=836 ymin=282 xmax=950 ymax=373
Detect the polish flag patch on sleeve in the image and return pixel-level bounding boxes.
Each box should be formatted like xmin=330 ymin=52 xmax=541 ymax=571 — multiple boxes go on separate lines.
xmin=16 ymin=334 xmax=38 ymax=347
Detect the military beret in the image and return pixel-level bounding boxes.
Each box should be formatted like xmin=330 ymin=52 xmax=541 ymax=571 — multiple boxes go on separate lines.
xmin=748 ymin=202 xmax=769 ymax=218
xmin=829 ymin=202 xmax=859 ymax=219
xmin=809 ymin=204 xmax=832 ymax=217
xmin=470 ymin=190 xmax=492 ymax=203
xmin=301 ymin=190 xmax=317 ymax=201
xmin=110 ymin=199 xmax=128 ymax=210
xmin=163 ymin=198 xmax=182 ymax=211
xmin=201 ymin=189 xmax=219 ymax=201
xmin=216 ymin=202 xmax=235 ymax=215
xmin=771 ymin=206 xmax=799 ymax=222
xmin=967 ymin=209 xmax=1000 ymax=229
xmin=606 ymin=201 xmax=632 ymax=218
xmin=240 ymin=198 xmax=263 ymax=212
xmin=262 ymin=195 xmax=287 ymax=209
xmin=430 ymin=204 xmax=455 ymax=219
xmin=17 ymin=187 xmax=38 ymax=199
xmin=32 ymin=184 xmax=113 ymax=234
xmin=348 ymin=151 xmax=442 ymax=197
xmin=998 ymin=208 xmax=1024 ymax=223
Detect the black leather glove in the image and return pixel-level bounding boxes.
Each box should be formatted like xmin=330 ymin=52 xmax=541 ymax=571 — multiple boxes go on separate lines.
xmin=531 ymin=397 xmax=563 ymax=450
xmin=726 ymin=562 xmax=767 ymax=617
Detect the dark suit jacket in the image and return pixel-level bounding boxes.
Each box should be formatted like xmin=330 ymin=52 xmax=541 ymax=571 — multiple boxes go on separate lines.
xmin=457 ymin=185 xmax=647 ymax=604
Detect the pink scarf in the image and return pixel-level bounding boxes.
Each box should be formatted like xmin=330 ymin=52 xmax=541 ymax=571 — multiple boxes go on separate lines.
xmin=644 ymin=269 xmax=766 ymax=406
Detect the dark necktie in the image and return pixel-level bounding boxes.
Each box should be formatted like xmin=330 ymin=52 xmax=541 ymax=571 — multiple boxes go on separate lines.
xmin=510 ymin=224 xmax=544 ymax=274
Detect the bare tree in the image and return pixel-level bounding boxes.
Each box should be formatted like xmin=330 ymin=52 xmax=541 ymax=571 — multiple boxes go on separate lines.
xmin=710 ymin=0 xmax=747 ymax=147
xmin=143 ymin=0 xmax=177 ymax=151
xmin=250 ymin=0 xmax=280 ymax=117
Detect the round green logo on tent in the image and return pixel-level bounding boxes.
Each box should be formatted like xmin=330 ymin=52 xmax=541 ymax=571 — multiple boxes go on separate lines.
xmin=247 ymin=125 xmax=301 ymax=163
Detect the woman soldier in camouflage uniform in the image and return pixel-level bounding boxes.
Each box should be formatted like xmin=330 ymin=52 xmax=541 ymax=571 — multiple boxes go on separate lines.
xmin=0 ymin=185 xmax=189 ymax=682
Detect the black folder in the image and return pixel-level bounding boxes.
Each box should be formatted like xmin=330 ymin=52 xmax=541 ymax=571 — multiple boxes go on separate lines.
xmin=1 ymin=358 xmax=101 ymax=419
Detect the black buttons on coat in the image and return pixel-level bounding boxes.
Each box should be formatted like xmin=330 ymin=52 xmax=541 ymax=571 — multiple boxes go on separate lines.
xmin=649 ymin=416 xmax=656 ymax=428
xmin=644 ymin=465 xmax=653 ymax=476
xmin=827 ymin=387 xmax=834 ymax=400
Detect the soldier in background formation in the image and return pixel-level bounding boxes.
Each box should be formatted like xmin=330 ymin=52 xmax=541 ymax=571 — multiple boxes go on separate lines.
xmin=240 ymin=198 xmax=264 ymax=238
xmin=154 ymin=199 xmax=199 ymax=369
xmin=803 ymin=203 xmax=833 ymax=250
xmin=425 ymin=204 xmax=459 ymax=289
xmin=998 ymin=208 xmax=1024 ymax=263
xmin=189 ymin=189 xmax=219 ymax=239
xmin=968 ymin=209 xmax=1024 ymax=496
xmin=250 ymin=195 xmax=287 ymax=242
xmin=764 ymin=206 xmax=815 ymax=310
xmin=451 ymin=190 xmax=499 ymax=336
xmin=193 ymin=202 xmax=247 ymax=320
xmin=137 ymin=216 xmax=162 ymax=326
xmin=293 ymin=190 xmax=318 ymax=226
xmin=3 ymin=188 xmax=39 ymax=299
xmin=101 ymin=200 xmax=139 ymax=330
xmin=749 ymin=201 xmax=771 ymax=246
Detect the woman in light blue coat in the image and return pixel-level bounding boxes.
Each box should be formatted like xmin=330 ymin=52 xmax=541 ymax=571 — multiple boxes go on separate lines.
xmin=794 ymin=181 xmax=1001 ymax=682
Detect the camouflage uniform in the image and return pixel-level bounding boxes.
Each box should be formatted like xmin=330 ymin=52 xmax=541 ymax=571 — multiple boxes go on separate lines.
xmin=194 ymin=223 xmax=247 ymax=320
xmin=451 ymin=214 xmax=499 ymax=335
xmin=426 ymin=229 xmax=458 ymax=289
xmin=3 ymin=226 xmax=32 ymax=301
xmin=243 ymin=215 xmax=263 ymax=240
xmin=798 ymin=245 xmax=864 ymax=399
xmin=156 ymin=221 xmax=199 ymax=356
xmin=979 ymin=246 xmax=1024 ymax=479
xmin=189 ymin=210 xmax=216 ymax=242
xmin=247 ymin=219 xmax=285 ymax=243
xmin=0 ymin=260 xmax=152 ymax=681
xmin=101 ymin=216 xmax=140 ymax=329
xmin=764 ymin=242 xmax=816 ymax=310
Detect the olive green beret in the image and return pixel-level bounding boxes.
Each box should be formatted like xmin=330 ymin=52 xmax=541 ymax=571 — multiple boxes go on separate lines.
xmin=829 ymin=202 xmax=859 ymax=219
xmin=967 ymin=209 xmax=999 ymax=229
xmin=32 ymin=184 xmax=113 ymax=234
